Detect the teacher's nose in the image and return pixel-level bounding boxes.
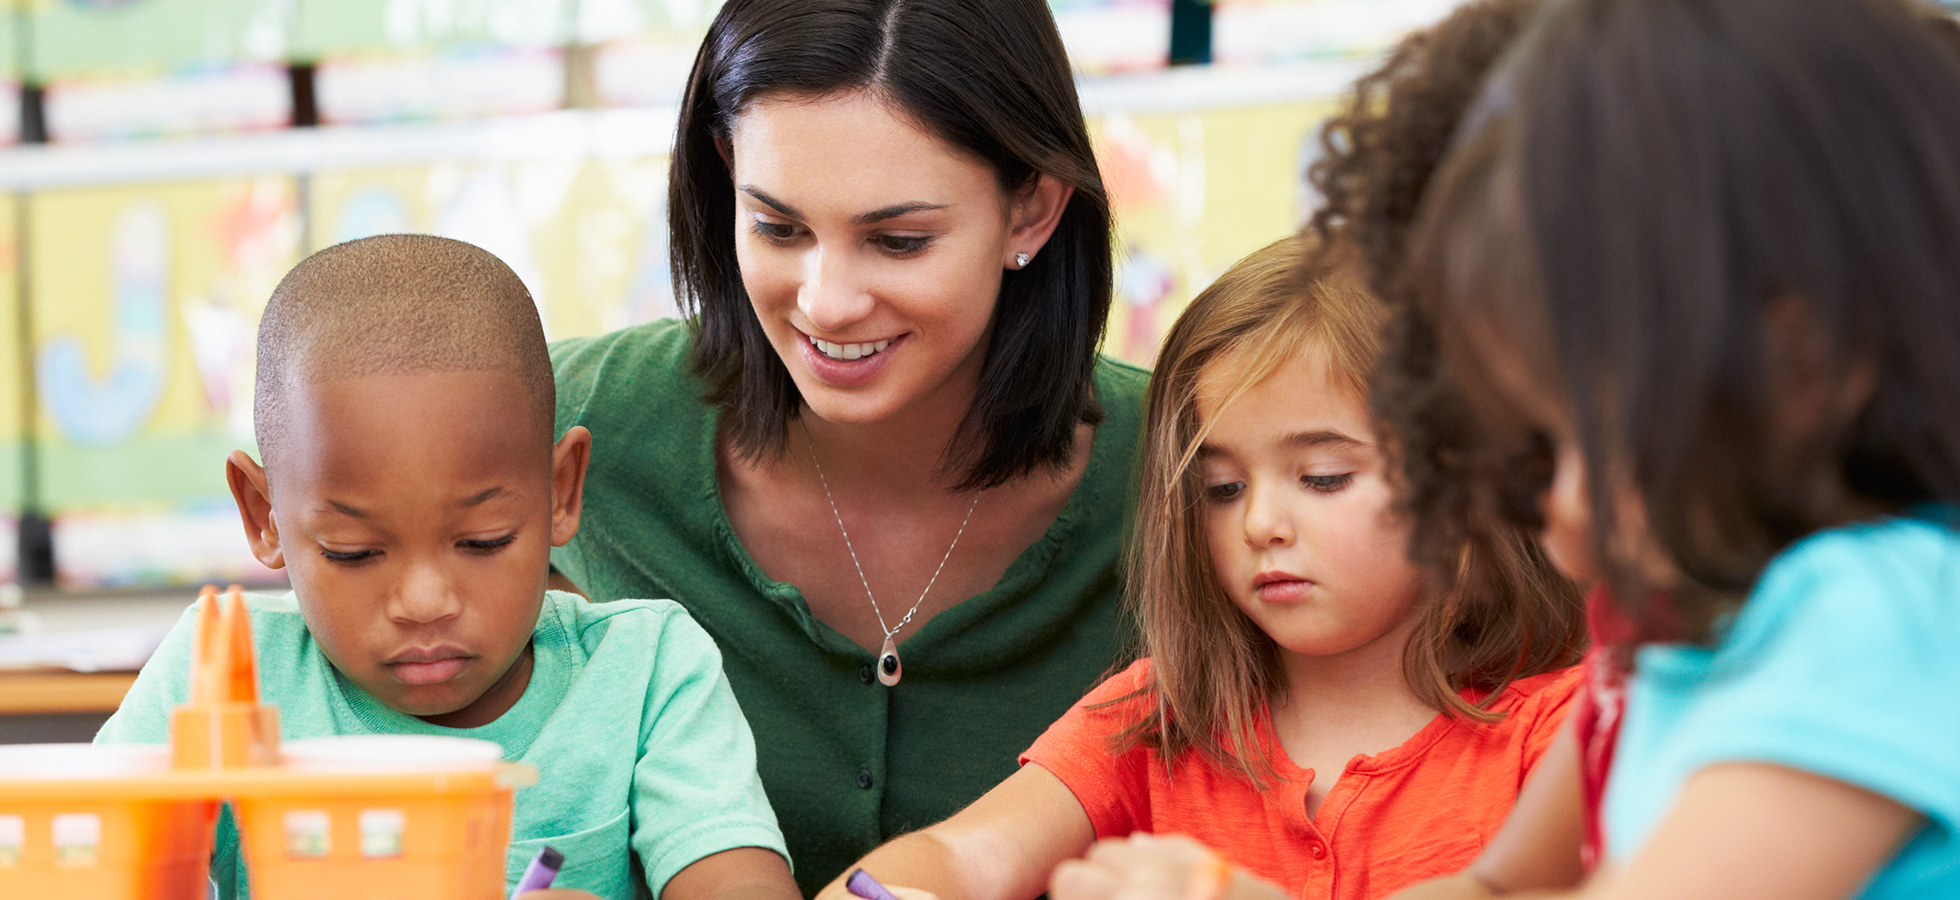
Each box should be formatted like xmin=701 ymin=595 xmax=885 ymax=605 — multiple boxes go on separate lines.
xmin=797 ymin=244 xmax=876 ymax=333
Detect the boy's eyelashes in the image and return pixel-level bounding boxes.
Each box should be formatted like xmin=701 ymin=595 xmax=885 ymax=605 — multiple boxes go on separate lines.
xmin=321 ymin=547 xmax=378 ymax=564
xmin=316 ymin=533 xmax=519 ymax=565
xmin=459 ymin=534 xmax=518 ymax=554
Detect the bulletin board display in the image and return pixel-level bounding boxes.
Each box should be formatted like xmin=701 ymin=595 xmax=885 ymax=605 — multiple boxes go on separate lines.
xmin=1093 ymin=100 xmax=1334 ymax=365
xmin=27 ymin=177 xmax=300 ymax=586
xmin=28 ymin=0 xmax=285 ymax=80
xmin=306 ymin=156 xmax=680 ymax=343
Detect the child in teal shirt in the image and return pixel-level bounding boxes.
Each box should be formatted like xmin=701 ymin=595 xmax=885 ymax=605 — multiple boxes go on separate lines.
xmin=96 ymin=234 xmax=797 ymax=900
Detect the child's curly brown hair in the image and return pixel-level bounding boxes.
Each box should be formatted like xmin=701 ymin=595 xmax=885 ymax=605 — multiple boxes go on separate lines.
xmin=1304 ymin=0 xmax=1582 ymax=664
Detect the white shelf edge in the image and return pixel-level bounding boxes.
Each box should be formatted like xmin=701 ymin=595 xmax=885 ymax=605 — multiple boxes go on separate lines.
xmin=0 ymin=60 xmax=1378 ymax=191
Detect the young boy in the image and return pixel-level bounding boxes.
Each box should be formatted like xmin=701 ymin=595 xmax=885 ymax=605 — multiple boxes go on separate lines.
xmin=96 ymin=235 xmax=799 ymax=900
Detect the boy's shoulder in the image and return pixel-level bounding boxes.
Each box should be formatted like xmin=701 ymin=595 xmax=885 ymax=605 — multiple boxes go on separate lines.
xmin=537 ymin=592 xmax=721 ymax=670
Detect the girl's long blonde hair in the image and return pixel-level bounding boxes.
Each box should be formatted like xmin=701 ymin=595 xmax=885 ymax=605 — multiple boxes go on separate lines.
xmin=1115 ymin=235 xmax=1584 ymax=785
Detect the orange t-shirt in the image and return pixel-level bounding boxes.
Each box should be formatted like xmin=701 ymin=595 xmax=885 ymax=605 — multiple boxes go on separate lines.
xmin=1021 ymin=659 xmax=1581 ymax=900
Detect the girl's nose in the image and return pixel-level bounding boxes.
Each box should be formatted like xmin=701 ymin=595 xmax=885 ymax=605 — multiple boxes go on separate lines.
xmin=798 ymin=244 xmax=875 ymax=333
xmin=1242 ymin=484 xmax=1295 ymax=548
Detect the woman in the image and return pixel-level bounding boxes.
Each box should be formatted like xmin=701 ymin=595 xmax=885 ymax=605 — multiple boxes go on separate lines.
xmin=548 ymin=0 xmax=1147 ymax=892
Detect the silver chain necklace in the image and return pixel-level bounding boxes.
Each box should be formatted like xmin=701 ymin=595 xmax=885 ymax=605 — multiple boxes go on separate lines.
xmin=806 ymin=427 xmax=981 ymax=687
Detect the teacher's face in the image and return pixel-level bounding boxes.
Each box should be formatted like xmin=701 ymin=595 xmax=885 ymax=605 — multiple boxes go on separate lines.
xmin=728 ymin=90 xmax=1018 ymax=428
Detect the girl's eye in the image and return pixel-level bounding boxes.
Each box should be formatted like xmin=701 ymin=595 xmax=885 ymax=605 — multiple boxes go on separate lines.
xmin=461 ymin=535 xmax=517 ymax=555
xmin=1204 ymin=481 xmax=1245 ymax=503
xmin=751 ymin=219 xmax=799 ymax=243
xmin=873 ymin=234 xmax=932 ymax=255
xmin=1301 ymin=473 xmax=1353 ymax=493
xmin=321 ymin=548 xmax=377 ymax=564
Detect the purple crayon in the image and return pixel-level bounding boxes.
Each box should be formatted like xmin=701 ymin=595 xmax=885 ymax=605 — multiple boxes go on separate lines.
xmin=511 ymin=845 xmax=565 ymax=898
xmin=847 ymin=868 xmax=902 ymax=900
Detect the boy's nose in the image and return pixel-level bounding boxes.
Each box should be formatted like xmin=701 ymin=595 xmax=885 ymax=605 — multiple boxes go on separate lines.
xmin=798 ymin=246 xmax=874 ymax=333
xmin=387 ymin=562 xmax=464 ymax=624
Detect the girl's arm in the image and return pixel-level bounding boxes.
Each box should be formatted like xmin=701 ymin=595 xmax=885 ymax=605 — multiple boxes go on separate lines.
xmin=1568 ymin=762 xmax=1918 ymax=900
xmin=814 ymin=763 xmax=1096 ymax=900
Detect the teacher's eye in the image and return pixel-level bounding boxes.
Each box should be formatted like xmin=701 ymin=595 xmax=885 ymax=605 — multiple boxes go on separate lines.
xmin=321 ymin=548 xmax=378 ymax=565
xmin=460 ymin=535 xmax=517 ymax=555
xmin=750 ymin=219 xmax=800 ymax=243
xmin=1204 ymin=481 xmax=1244 ymax=503
xmin=873 ymin=234 xmax=932 ymax=256
xmin=1301 ymin=473 xmax=1353 ymax=493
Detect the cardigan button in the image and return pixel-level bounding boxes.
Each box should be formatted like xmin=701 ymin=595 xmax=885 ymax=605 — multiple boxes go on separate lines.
xmin=857 ymin=768 xmax=875 ymax=790
xmin=1309 ymin=842 xmax=1327 ymax=859
xmin=859 ymin=663 xmax=875 ymax=685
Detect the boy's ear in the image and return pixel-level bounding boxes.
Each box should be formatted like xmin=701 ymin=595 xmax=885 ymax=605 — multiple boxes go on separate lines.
xmin=550 ymin=426 xmax=593 ymax=547
xmin=226 ymin=450 xmax=286 ymax=570
xmin=1004 ymin=173 xmax=1074 ymax=270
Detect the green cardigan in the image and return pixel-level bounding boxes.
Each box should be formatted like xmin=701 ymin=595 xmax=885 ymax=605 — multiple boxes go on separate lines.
xmin=550 ymin=319 xmax=1146 ymax=895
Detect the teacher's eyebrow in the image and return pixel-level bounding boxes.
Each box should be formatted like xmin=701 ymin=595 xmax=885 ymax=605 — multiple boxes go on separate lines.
xmin=852 ymin=202 xmax=947 ymax=225
xmin=739 ymin=186 xmax=802 ymax=219
xmin=738 ymin=186 xmax=946 ymax=226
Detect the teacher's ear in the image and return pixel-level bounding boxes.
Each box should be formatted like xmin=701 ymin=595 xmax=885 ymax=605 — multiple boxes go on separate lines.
xmin=1005 ymin=173 xmax=1075 ymax=268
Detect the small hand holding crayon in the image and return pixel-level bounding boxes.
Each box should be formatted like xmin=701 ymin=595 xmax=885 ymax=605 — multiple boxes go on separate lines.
xmin=1049 ymin=835 xmax=1286 ymax=900
xmin=847 ymin=867 xmax=945 ymax=900
xmin=514 ymin=845 xmax=604 ymax=900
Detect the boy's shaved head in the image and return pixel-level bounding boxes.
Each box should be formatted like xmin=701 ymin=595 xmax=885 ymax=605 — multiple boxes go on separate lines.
xmin=254 ymin=234 xmax=553 ymax=467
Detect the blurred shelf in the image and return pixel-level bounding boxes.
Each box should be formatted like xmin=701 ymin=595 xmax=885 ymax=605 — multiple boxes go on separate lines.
xmin=0 ymin=671 xmax=138 ymax=715
xmin=0 ymin=60 xmax=1376 ymax=191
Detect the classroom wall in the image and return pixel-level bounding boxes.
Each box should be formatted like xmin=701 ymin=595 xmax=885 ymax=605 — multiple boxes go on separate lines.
xmin=0 ymin=0 xmax=1430 ymax=589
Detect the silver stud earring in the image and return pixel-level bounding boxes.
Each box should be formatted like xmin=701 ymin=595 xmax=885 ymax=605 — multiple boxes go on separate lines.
xmin=1014 ymin=252 xmax=1031 ymax=268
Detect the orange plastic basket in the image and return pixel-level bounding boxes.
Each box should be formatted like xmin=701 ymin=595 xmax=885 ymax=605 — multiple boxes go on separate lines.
xmin=0 ymin=586 xmax=535 ymax=900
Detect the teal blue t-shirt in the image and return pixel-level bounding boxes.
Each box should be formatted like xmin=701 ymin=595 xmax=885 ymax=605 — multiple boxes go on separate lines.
xmin=95 ymin=591 xmax=787 ymax=900
xmin=1605 ymin=510 xmax=1960 ymax=897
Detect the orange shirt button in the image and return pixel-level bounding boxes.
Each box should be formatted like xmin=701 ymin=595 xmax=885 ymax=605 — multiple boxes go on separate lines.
xmin=1310 ymin=843 xmax=1327 ymax=859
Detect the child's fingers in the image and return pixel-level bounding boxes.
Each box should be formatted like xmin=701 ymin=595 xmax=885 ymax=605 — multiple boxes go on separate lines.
xmin=1050 ymin=857 xmax=1127 ymax=900
xmin=886 ymin=885 xmax=944 ymax=900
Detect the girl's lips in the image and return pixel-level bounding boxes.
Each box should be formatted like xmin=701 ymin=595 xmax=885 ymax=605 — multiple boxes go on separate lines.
xmin=1254 ymin=579 xmax=1314 ymax=603
xmin=389 ymin=657 xmax=468 ymax=685
xmin=797 ymin=332 xmax=903 ymax=387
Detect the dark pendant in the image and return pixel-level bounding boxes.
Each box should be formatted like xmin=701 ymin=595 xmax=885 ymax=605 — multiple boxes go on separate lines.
xmin=877 ymin=635 xmax=902 ymax=686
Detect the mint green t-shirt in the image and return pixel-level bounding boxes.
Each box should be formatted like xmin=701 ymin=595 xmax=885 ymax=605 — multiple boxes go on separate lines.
xmin=551 ymin=319 xmax=1147 ymax=895
xmin=96 ymin=591 xmax=787 ymax=900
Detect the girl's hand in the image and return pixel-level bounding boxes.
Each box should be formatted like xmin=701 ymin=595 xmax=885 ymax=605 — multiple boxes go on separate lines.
xmin=1050 ymin=834 xmax=1286 ymax=900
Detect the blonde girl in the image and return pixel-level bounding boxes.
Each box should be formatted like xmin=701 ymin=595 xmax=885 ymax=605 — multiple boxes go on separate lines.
xmin=812 ymin=236 xmax=1585 ymax=900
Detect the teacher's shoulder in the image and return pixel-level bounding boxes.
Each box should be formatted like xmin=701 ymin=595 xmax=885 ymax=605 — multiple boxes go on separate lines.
xmin=550 ymin=319 xmax=702 ymax=434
